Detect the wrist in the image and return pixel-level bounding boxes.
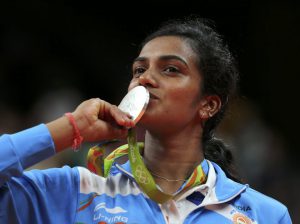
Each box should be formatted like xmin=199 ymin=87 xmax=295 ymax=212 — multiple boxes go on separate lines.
xmin=47 ymin=116 xmax=74 ymax=152
xmin=64 ymin=113 xmax=84 ymax=151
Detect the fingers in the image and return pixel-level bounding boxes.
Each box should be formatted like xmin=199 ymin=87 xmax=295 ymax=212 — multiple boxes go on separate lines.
xmin=98 ymin=99 xmax=134 ymax=128
xmin=109 ymin=105 xmax=135 ymax=128
xmin=74 ymin=98 xmax=135 ymax=142
xmin=94 ymin=120 xmax=129 ymax=140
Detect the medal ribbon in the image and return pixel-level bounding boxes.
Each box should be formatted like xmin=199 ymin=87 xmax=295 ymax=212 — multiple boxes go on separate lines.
xmin=87 ymin=129 xmax=207 ymax=204
xmin=127 ymin=129 xmax=172 ymax=203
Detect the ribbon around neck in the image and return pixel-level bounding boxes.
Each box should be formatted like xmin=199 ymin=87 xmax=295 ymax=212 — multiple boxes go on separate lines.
xmin=87 ymin=128 xmax=207 ymax=204
xmin=127 ymin=129 xmax=172 ymax=203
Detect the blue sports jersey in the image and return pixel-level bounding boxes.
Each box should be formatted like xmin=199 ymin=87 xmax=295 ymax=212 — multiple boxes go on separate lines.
xmin=0 ymin=124 xmax=292 ymax=223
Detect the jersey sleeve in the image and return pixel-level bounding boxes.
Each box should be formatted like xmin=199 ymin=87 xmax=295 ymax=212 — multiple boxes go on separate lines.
xmin=0 ymin=124 xmax=55 ymax=186
xmin=0 ymin=166 xmax=80 ymax=223
xmin=0 ymin=124 xmax=80 ymax=223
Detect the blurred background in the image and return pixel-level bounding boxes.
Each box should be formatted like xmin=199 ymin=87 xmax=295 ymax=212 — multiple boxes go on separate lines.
xmin=0 ymin=0 xmax=299 ymax=222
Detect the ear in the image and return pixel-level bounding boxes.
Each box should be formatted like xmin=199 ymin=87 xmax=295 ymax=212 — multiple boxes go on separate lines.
xmin=198 ymin=95 xmax=222 ymax=120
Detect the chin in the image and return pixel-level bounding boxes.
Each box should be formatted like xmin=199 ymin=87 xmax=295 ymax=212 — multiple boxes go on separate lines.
xmin=138 ymin=117 xmax=165 ymax=134
xmin=138 ymin=116 xmax=154 ymax=129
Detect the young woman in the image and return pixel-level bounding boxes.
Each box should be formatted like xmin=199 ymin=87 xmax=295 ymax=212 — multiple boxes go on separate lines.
xmin=0 ymin=17 xmax=291 ymax=223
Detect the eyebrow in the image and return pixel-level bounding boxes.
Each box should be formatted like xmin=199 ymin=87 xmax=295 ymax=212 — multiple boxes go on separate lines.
xmin=134 ymin=55 xmax=188 ymax=66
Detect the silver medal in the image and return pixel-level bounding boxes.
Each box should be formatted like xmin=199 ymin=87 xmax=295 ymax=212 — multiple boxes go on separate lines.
xmin=118 ymin=86 xmax=149 ymax=124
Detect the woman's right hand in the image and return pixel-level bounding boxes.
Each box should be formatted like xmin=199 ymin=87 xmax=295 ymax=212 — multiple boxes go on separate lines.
xmin=47 ymin=98 xmax=134 ymax=152
xmin=72 ymin=98 xmax=134 ymax=142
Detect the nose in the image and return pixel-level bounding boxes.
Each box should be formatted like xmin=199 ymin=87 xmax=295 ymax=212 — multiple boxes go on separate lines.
xmin=138 ymin=70 xmax=158 ymax=88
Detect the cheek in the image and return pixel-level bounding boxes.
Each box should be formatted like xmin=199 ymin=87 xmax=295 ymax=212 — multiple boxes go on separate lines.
xmin=169 ymin=85 xmax=200 ymax=105
xmin=170 ymin=88 xmax=200 ymax=119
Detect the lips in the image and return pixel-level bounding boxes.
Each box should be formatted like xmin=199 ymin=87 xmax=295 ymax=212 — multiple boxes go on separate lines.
xmin=149 ymin=92 xmax=159 ymax=100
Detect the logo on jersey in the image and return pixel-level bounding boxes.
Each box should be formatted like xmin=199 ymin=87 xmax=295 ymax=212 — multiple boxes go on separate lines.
xmin=93 ymin=202 xmax=129 ymax=223
xmin=94 ymin=202 xmax=127 ymax=214
xmin=233 ymin=213 xmax=253 ymax=224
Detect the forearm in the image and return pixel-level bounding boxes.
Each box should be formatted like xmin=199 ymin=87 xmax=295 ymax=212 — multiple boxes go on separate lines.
xmin=46 ymin=115 xmax=76 ymax=153
xmin=46 ymin=112 xmax=90 ymax=152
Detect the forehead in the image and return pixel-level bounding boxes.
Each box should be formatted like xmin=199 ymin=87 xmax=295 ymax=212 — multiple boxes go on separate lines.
xmin=139 ymin=36 xmax=196 ymax=60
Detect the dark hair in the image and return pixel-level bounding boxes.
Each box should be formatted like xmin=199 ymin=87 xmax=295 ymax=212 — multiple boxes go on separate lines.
xmin=140 ymin=16 xmax=241 ymax=182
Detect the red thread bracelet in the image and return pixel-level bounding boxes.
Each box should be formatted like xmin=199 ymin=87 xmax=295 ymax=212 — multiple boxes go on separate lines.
xmin=65 ymin=112 xmax=83 ymax=151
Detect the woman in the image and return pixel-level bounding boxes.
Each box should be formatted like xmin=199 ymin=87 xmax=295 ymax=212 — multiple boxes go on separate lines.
xmin=0 ymin=17 xmax=291 ymax=223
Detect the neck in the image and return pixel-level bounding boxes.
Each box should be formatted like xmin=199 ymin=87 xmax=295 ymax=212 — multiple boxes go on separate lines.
xmin=143 ymin=129 xmax=204 ymax=181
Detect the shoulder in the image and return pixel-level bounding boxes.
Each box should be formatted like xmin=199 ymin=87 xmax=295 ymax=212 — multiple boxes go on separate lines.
xmin=211 ymin=161 xmax=288 ymax=212
xmin=242 ymin=187 xmax=287 ymax=210
xmin=210 ymin=162 xmax=291 ymax=223
xmin=237 ymin=186 xmax=291 ymax=223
